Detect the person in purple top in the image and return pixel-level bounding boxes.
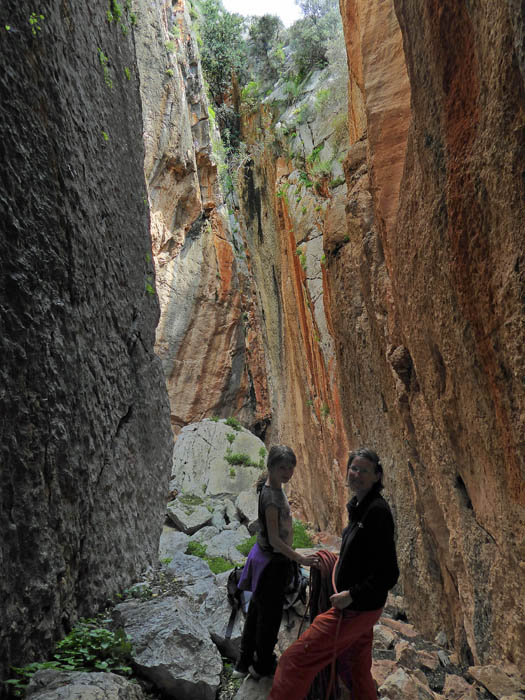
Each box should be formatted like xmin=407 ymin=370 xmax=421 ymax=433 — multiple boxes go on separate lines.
xmin=233 ymin=445 xmax=319 ymax=680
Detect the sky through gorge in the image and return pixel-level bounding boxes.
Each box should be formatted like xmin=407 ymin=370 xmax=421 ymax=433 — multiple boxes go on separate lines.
xmin=221 ymin=0 xmax=302 ymax=26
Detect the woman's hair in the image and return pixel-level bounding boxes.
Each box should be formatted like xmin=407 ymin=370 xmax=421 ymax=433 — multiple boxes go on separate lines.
xmin=256 ymin=445 xmax=297 ymax=492
xmin=347 ymin=447 xmax=384 ymax=491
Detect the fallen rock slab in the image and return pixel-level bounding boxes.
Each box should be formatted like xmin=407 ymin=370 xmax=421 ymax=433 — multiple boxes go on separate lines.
xmin=382 ymin=617 xmax=420 ymax=639
xmin=374 ymin=623 xmax=397 ymax=649
xmin=468 ymin=665 xmax=525 ymax=700
xmin=206 ymin=526 xmax=251 ymax=563
xmin=167 ymin=499 xmax=212 ymax=535
xmin=158 ymin=525 xmax=190 ymax=560
xmin=113 ymin=596 xmax=222 ymax=700
xmin=233 ymin=675 xmax=274 ymax=699
xmin=443 ymin=674 xmax=475 ymax=700
xmin=26 ymin=670 xmax=146 ymax=699
xmin=379 ymin=667 xmax=436 ymax=700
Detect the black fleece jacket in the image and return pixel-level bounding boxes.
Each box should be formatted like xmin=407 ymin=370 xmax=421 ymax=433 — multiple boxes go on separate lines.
xmin=334 ymin=485 xmax=399 ymax=611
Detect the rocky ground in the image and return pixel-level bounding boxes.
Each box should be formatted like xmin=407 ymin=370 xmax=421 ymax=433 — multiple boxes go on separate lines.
xmin=24 ymin=421 xmax=524 ymax=700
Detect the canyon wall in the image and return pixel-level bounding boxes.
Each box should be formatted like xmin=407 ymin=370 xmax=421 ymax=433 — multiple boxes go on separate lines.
xmin=335 ymin=0 xmax=525 ymax=670
xmin=0 ymin=0 xmax=172 ymax=687
xmin=135 ymin=0 xmax=270 ymax=437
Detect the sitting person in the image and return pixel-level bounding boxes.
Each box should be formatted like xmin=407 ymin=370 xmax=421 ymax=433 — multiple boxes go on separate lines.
xmin=269 ymin=447 xmax=399 ymax=700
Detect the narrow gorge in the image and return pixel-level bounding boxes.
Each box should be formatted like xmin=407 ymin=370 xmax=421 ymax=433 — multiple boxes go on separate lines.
xmin=0 ymin=0 xmax=524 ymax=697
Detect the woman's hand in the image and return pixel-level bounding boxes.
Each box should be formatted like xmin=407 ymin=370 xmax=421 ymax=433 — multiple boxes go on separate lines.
xmin=298 ymin=553 xmax=321 ymax=568
xmin=330 ymin=590 xmax=353 ymax=609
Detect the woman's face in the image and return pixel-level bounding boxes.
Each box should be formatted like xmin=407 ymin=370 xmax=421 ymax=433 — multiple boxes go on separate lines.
xmin=347 ymin=456 xmax=380 ymax=497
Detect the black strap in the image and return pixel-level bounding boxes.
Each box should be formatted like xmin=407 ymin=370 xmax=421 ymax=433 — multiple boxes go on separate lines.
xmin=224 ymin=605 xmax=238 ymax=640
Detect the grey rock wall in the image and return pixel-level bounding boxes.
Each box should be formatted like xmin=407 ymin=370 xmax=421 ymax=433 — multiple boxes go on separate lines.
xmin=0 ymin=0 xmax=172 ymax=688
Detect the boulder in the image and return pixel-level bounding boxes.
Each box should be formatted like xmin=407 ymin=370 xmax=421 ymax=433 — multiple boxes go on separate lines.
xmin=235 ymin=490 xmax=259 ymax=533
xmin=26 ymin=670 xmax=146 ymax=699
xmin=467 ymin=665 xmax=525 ymax=700
xmin=234 ymin=675 xmax=274 ymax=700
xmin=395 ymin=639 xmax=419 ymax=669
xmin=164 ymin=552 xmax=217 ymax=601
xmin=167 ymin=500 xmax=212 ymax=535
xmin=206 ymin=526 xmax=251 ymax=564
xmin=374 ymin=623 xmax=397 ymax=649
xmin=206 ymin=571 xmax=245 ymax=658
xmin=171 ymin=420 xmax=265 ymax=498
xmin=113 ymin=596 xmax=222 ymax=700
xmin=158 ymin=525 xmax=190 ymax=560
xmin=190 ymin=525 xmax=221 ymax=544
xmin=379 ymin=668 xmax=436 ymax=700
xmin=443 ymin=675 xmax=475 ymax=700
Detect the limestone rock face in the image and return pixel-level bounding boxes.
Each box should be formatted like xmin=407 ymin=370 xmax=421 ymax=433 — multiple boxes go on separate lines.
xmin=0 ymin=0 xmax=172 ymax=687
xmin=337 ymin=0 xmax=525 ymax=670
xmin=135 ymin=0 xmax=270 ymax=435
xmin=26 ymin=670 xmax=147 ymax=700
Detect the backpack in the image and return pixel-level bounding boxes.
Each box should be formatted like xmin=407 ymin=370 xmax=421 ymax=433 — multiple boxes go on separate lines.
xmin=224 ymin=562 xmax=308 ymax=639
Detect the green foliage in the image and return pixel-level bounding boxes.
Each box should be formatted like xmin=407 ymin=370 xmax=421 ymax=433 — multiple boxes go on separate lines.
xmin=259 ymin=447 xmax=267 ymax=459
xmin=166 ymin=68 xmax=174 ymax=77
xmin=5 ymin=25 xmax=12 ymax=31
xmin=160 ymin=556 xmax=173 ymax=565
xmin=288 ymin=0 xmax=341 ymax=77
xmin=298 ymin=171 xmax=313 ymax=188
xmin=210 ymin=416 xmax=219 ymax=422
xmin=295 ymin=248 xmax=307 ymax=270
xmin=306 ymin=144 xmax=323 ymax=165
xmin=111 ymin=0 xmax=123 ymax=21
xmin=229 ymin=467 xmax=236 ymax=478
xmin=320 ymin=254 xmax=326 ymax=265
xmin=29 ymin=12 xmax=44 ymax=36
xmin=97 ymin=48 xmax=113 ymax=88
xmin=330 ymin=177 xmax=345 ymax=189
xmin=179 ymin=493 xmax=204 ymax=506
xmin=226 ymin=433 xmax=236 ymax=444
xmin=185 ymin=541 xmax=234 ymax=574
xmin=145 ymin=279 xmax=155 ymax=295
xmin=321 ymin=403 xmax=330 ymax=417
xmin=101 ymin=131 xmax=109 ymax=141
xmin=225 ymin=416 xmax=242 ymax=431
xmin=225 ymin=452 xmax=253 ymax=466
xmin=165 ymin=40 xmax=176 ymax=52
xmin=186 ymin=541 xmax=207 ymax=557
xmin=292 ymin=520 xmax=314 ymax=548
xmin=198 ymin=0 xmax=246 ymax=105
xmin=236 ymin=534 xmax=257 ymax=556
xmin=7 ymin=620 xmax=133 ymax=694
xmin=124 ymin=66 xmax=131 ymax=80
xmin=246 ymin=14 xmax=285 ymax=84
xmin=314 ymin=88 xmax=331 ymax=111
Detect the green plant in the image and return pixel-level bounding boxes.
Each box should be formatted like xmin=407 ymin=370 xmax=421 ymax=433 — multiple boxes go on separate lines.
xmin=29 ymin=12 xmax=44 ymax=36
xmin=160 ymin=556 xmax=172 ymax=565
xmin=343 ymin=234 xmax=350 ymax=242
xmin=225 ymin=453 xmax=252 ymax=466
xmin=225 ymin=416 xmax=242 ymax=431
xmin=296 ymin=248 xmax=307 ymax=270
xmin=259 ymin=447 xmax=267 ymax=459
xmin=321 ymin=403 xmax=330 ymax=418
xmin=179 ymin=493 xmax=204 ymax=506
xmin=306 ymin=398 xmax=313 ymax=407
xmin=236 ymin=534 xmax=256 ymax=557
xmin=320 ymin=254 xmax=326 ymax=265
xmin=185 ymin=541 xmax=234 ymax=574
xmin=110 ymin=0 xmax=123 ymax=20
xmin=226 ymin=432 xmax=236 ymax=445
xmin=330 ymin=177 xmax=345 ymax=188
xmin=292 ymin=520 xmax=314 ymax=548
xmin=101 ymin=131 xmax=109 ymax=141
xmin=298 ymin=171 xmax=313 ymax=188
xmin=186 ymin=541 xmax=207 ymax=557
xmin=120 ymin=22 xmax=128 ymax=35
xmin=97 ymin=48 xmax=113 ymax=88
xmin=145 ymin=279 xmax=155 ymax=295
xmin=6 ymin=662 xmax=61 ymax=696
xmin=5 ymin=25 xmax=11 ymax=30
xmin=229 ymin=467 xmax=236 ymax=478
xmin=166 ymin=68 xmax=174 ymax=77
xmin=314 ymin=87 xmax=331 ymax=112
xmin=124 ymin=67 xmax=131 ymax=80
xmin=210 ymin=416 xmax=219 ymax=422
xmin=165 ymin=40 xmax=176 ymax=52
xmin=307 ymin=144 xmax=323 ymax=165
xmin=302 ymin=206 xmax=307 ymax=215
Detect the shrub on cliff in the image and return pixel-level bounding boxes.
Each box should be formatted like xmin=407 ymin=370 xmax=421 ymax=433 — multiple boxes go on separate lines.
xmin=289 ymin=0 xmax=341 ymax=77
xmin=196 ymin=0 xmax=246 ymax=105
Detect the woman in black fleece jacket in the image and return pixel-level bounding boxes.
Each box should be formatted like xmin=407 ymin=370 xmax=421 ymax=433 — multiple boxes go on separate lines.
xmin=269 ymin=448 xmax=399 ymax=700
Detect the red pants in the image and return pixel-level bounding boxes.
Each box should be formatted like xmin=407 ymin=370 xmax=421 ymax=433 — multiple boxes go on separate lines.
xmin=269 ymin=606 xmax=382 ymax=700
